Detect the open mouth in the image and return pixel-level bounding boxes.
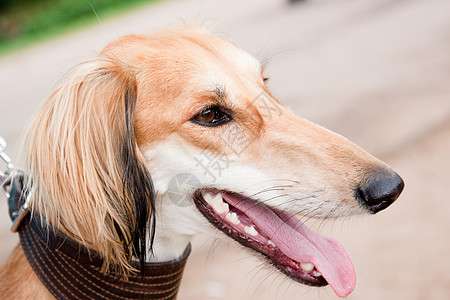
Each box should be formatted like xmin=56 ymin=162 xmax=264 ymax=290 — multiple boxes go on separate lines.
xmin=193 ymin=189 xmax=356 ymax=298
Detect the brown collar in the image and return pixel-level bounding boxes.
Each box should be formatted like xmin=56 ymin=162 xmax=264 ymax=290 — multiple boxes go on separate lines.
xmin=7 ymin=177 xmax=190 ymax=300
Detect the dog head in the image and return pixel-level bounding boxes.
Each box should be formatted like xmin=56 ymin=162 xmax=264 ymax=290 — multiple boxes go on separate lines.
xmin=22 ymin=27 xmax=403 ymax=297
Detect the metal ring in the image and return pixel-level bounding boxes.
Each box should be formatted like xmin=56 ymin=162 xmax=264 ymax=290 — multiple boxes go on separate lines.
xmin=0 ymin=136 xmax=14 ymax=198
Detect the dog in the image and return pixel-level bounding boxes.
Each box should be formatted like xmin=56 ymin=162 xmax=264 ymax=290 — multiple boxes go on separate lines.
xmin=0 ymin=27 xmax=403 ymax=299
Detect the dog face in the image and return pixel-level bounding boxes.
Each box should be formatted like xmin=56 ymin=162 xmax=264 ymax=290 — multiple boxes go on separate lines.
xmin=23 ymin=27 xmax=403 ymax=298
xmin=106 ymin=30 xmax=392 ymax=217
xmin=101 ymin=28 xmax=403 ymax=297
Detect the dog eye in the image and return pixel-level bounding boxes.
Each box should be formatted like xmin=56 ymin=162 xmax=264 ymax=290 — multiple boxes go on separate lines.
xmin=192 ymin=106 xmax=231 ymax=127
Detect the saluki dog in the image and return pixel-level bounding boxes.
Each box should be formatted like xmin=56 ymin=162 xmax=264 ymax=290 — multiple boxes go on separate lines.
xmin=0 ymin=27 xmax=404 ymax=299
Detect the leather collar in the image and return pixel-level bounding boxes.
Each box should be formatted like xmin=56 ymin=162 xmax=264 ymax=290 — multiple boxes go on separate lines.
xmin=8 ymin=177 xmax=190 ymax=300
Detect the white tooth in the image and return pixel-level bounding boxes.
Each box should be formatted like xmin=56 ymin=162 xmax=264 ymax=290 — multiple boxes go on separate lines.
xmin=244 ymin=225 xmax=258 ymax=237
xmin=214 ymin=201 xmax=229 ymax=214
xmin=268 ymin=240 xmax=276 ymax=247
xmin=203 ymin=192 xmax=214 ymax=203
xmin=313 ymin=270 xmax=322 ymax=277
xmin=210 ymin=193 xmax=223 ymax=205
xmin=206 ymin=193 xmax=228 ymax=214
xmin=226 ymin=212 xmax=240 ymax=225
xmin=300 ymin=263 xmax=314 ymax=272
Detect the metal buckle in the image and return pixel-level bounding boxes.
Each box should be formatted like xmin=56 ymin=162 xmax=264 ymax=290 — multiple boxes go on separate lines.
xmin=0 ymin=137 xmax=31 ymax=232
xmin=10 ymin=191 xmax=32 ymax=233
xmin=0 ymin=136 xmax=15 ymax=198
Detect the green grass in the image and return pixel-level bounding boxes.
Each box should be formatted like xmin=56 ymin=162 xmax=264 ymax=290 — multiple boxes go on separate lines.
xmin=0 ymin=0 xmax=161 ymax=56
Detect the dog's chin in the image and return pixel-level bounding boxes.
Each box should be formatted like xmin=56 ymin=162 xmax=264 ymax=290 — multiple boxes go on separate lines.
xmin=193 ymin=189 xmax=356 ymax=298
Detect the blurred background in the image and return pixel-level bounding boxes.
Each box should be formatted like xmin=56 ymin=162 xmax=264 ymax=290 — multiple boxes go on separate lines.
xmin=0 ymin=0 xmax=449 ymax=299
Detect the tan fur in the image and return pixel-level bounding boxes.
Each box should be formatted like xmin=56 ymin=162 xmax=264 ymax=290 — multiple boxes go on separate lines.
xmin=18 ymin=60 xmax=145 ymax=274
xmin=0 ymin=245 xmax=53 ymax=299
xmin=0 ymin=27 xmax=390 ymax=298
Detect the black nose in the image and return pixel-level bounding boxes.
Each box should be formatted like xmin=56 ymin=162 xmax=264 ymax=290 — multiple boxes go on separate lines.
xmin=357 ymin=170 xmax=404 ymax=213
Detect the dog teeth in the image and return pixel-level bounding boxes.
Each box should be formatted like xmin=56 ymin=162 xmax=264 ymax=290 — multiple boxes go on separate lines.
xmin=300 ymin=262 xmax=315 ymax=272
xmin=204 ymin=192 xmax=222 ymax=205
xmin=226 ymin=212 xmax=240 ymax=225
xmin=313 ymin=270 xmax=322 ymax=277
xmin=203 ymin=192 xmax=214 ymax=203
xmin=268 ymin=240 xmax=276 ymax=247
xmin=204 ymin=193 xmax=230 ymax=214
xmin=214 ymin=201 xmax=229 ymax=214
xmin=244 ymin=225 xmax=258 ymax=237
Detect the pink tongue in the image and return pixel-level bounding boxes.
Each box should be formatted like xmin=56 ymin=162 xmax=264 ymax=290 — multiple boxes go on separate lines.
xmin=223 ymin=194 xmax=356 ymax=298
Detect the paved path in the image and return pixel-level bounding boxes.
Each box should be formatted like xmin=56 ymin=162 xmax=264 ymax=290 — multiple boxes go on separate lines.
xmin=0 ymin=0 xmax=449 ymax=299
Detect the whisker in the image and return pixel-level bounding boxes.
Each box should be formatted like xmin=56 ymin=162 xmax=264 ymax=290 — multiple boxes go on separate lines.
xmin=248 ymin=185 xmax=294 ymax=198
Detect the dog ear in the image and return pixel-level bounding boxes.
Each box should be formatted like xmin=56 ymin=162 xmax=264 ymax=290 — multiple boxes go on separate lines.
xmin=22 ymin=58 xmax=154 ymax=274
xmin=122 ymin=79 xmax=155 ymax=273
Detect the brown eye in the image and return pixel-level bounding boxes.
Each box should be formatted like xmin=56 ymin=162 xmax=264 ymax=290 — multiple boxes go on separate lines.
xmin=197 ymin=108 xmax=216 ymax=123
xmin=192 ymin=106 xmax=231 ymax=127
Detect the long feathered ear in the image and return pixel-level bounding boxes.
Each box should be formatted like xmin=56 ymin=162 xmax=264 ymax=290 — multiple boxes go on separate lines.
xmin=21 ymin=58 xmax=154 ymax=274
xmin=122 ymin=80 xmax=155 ymax=272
